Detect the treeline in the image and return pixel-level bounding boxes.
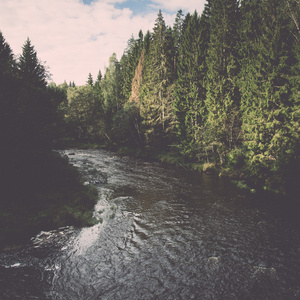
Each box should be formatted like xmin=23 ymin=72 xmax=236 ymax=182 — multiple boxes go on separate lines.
xmin=60 ymin=0 xmax=299 ymax=194
xmin=0 ymin=33 xmax=97 ymax=247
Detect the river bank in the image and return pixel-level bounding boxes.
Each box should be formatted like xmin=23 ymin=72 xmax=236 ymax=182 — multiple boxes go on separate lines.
xmin=56 ymin=138 xmax=300 ymax=200
xmin=1 ymin=148 xmax=300 ymax=299
xmin=0 ymin=151 xmax=98 ymax=250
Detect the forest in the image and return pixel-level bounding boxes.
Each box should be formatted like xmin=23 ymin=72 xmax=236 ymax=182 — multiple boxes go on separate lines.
xmin=0 ymin=0 xmax=299 ymax=245
xmin=60 ymin=0 xmax=299 ymax=195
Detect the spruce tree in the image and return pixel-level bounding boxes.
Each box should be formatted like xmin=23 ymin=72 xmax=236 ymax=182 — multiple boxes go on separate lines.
xmin=101 ymin=53 xmax=122 ymax=137
xmin=173 ymin=11 xmax=210 ymax=160
xmin=87 ymin=73 xmax=93 ymax=86
xmin=141 ymin=10 xmax=176 ymax=151
xmin=18 ymin=38 xmax=48 ymax=88
xmin=204 ymin=0 xmax=240 ymax=164
xmin=172 ymin=9 xmax=184 ymax=74
xmin=17 ymin=38 xmax=54 ymax=152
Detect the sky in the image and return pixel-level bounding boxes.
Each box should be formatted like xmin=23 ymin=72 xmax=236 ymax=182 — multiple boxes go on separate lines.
xmin=0 ymin=0 xmax=206 ymax=85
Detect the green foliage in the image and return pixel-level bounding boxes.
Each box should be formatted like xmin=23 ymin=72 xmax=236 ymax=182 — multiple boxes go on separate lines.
xmin=112 ymin=102 xmax=143 ymax=148
xmin=202 ymin=162 xmax=216 ymax=173
xmin=120 ymin=32 xmax=144 ymax=101
xmin=173 ymin=11 xmax=209 ymax=160
xmin=226 ymin=148 xmax=245 ymax=168
xmin=204 ymin=0 xmax=241 ymax=164
xmin=66 ymin=85 xmax=105 ymax=142
xmin=102 ymin=53 xmax=123 ymax=115
xmin=87 ymin=72 xmax=94 ymax=86
xmin=239 ymin=0 xmax=299 ymax=190
xmin=141 ymin=10 xmax=177 ymax=152
xmin=50 ymin=3 xmax=299 ymax=195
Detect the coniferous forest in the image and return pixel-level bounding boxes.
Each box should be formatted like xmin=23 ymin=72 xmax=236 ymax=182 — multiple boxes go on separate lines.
xmin=62 ymin=0 xmax=299 ymax=194
xmin=0 ymin=0 xmax=299 ymax=245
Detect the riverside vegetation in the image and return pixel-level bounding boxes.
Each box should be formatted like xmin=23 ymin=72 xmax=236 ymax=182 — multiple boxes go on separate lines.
xmin=0 ymin=0 xmax=299 ymax=246
xmin=60 ymin=0 xmax=299 ymax=195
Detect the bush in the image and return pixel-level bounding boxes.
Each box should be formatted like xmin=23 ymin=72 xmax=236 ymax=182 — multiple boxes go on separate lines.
xmin=226 ymin=148 xmax=245 ymax=168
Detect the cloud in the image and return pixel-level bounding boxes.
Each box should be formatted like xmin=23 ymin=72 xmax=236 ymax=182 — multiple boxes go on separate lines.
xmin=151 ymin=0 xmax=206 ymax=13
xmin=0 ymin=0 xmax=204 ymax=85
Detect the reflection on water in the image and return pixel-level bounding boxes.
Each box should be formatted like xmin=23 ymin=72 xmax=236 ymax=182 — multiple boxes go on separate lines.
xmin=1 ymin=149 xmax=300 ymax=299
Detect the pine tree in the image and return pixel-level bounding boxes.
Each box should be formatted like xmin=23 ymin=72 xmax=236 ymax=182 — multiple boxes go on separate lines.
xmin=18 ymin=38 xmax=48 ymax=88
xmin=87 ymin=73 xmax=93 ymax=86
xmin=101 ymin=53 xmax=122 ymax=137
xmin=17 ymin=38 xmax=54 ymax=152
xmin=141 ymin=10 xmax=176 ymax=151
xmin=173 ymin=11 xmax=210 ymax=160
xmin=172 ymin=9 xmax=184 ymax=74
xmin=204 ymin=0 xmax=241 ymax=164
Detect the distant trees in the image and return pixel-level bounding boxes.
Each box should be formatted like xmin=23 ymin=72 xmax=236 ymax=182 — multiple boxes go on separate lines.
xmin=65 ymin=85 xmax=104 ymax=141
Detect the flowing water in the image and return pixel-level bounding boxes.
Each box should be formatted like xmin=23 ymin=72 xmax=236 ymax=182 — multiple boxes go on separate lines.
xmin=1 ymin=149 xmax=300 ymax=299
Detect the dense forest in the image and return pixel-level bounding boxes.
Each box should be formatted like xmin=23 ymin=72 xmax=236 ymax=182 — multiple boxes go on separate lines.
xmin=0 ymin=33 xmax=97 ymax=247
xmin=59 ymin=0 xmax=299 ymax=195
xmin=0 ymin=0 xmax=299 ymax=246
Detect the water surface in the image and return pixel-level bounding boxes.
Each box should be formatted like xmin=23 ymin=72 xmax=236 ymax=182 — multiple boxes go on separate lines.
xmin=1 ymin=149 xmax=299 ymax=299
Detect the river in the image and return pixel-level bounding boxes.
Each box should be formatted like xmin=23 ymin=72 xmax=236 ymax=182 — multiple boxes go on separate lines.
xmin=1 ymin=149 xmax=300 ymax=299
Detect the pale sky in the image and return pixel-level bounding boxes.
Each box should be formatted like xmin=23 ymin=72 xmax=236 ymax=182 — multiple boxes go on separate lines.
xmin=0 ymin=0 xmax=206 ymax=85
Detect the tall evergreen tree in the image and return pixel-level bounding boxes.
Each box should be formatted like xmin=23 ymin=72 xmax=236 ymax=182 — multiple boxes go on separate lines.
xmin=141 ymin=10 xmax=176 ymax=151
xmin=17 ymin=38 xmax=55 ymax=152
xmin=18 ymin=38 xmax=48 ymax=88
xmin=87 ymin=73 xmax=93 ymax=86
xmin=172 ymin=9 xmax=184 ymax=74
xmin=173 ymin=11 xmax=210 ymax=159
xmin=101 ymin=53 xmax=122 ymax=138
xmin=204 ymin=0 xmax=241 ymax=164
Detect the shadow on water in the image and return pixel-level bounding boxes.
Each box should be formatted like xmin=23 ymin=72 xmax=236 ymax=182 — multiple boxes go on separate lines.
xmin=1 ymin=149 xmax=300 ymax=299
